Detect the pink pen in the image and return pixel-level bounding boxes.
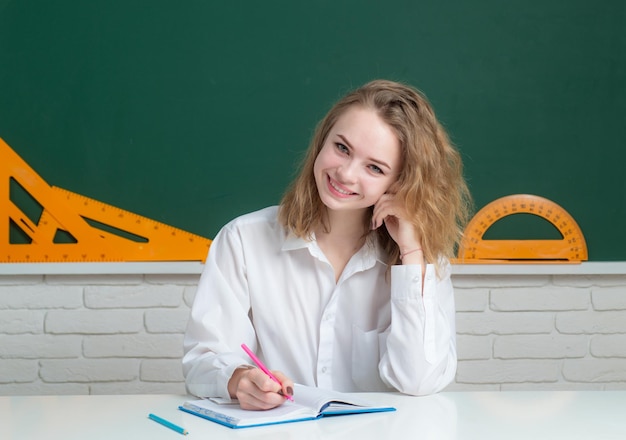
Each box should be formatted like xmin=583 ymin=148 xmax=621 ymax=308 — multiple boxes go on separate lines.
xmin=241 ymin=343 xmax=294 ymax=401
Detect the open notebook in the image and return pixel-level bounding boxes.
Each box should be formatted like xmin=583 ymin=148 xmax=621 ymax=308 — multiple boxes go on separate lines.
xmin=179 ymin=384 xmax=396 ymax=429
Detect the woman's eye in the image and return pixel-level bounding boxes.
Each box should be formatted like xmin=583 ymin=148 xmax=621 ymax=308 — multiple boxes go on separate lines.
xmin=335 ymin=143 xmax=349 ymax=154
xmin=369 ymin=164 xmax=383 ymax=174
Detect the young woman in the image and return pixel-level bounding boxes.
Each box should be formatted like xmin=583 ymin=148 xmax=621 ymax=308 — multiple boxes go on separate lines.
xmin=183 ymin=79 xmax=471 ymax=410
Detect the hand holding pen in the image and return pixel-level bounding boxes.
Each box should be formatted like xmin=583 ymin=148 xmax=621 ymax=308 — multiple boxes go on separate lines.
xmin=229 ymin=343 xmax=294 ymax=410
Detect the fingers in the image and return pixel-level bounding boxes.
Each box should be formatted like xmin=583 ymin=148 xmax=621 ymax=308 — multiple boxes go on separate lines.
xmin=272 ymin=370 xmax=295 ymax=399
xmin=372 ymin=193 xmax=409 ymax=231
xmin=371 ymin=194 xmax=422 ymax=250
xmin=236 ymin=368 xmax=293 ymax=410
xmin=371 ymin=194 xmax=396 ymax=230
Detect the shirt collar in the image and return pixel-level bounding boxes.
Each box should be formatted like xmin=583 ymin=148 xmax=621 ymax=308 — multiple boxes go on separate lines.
xmin=354 ymin=234 xmax=388 ymax=271
xmin=281 ymin=231 xmax=387 ymax=270
xmin=281 ymin=232 xmax=311 ymax=251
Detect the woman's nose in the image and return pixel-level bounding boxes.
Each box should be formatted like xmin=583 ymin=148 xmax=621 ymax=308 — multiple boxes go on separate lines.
xmin=336 ymin=161 xmax=357 ymax=183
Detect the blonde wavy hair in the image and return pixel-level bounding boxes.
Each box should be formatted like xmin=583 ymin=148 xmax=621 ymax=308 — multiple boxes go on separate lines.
xmin=279 ymin=79 xmax=472 ymax=270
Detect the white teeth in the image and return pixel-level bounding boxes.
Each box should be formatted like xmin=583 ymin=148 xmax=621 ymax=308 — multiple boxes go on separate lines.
xmin=330 ymin=180 xmax=353 ymax=195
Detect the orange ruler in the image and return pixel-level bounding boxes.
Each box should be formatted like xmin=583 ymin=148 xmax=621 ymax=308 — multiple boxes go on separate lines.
xmin=1 ymin=138 xmax=211 ymax=263
xmin=456 ymin=194 xmax=588 ymax=263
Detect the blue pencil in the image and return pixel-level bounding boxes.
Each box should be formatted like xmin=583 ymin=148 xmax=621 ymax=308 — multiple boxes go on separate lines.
xmin=148 ymin=413 xmax=189 ymax=435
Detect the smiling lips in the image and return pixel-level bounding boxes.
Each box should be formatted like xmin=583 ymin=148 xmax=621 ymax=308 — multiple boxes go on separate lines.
xmin=327 ymin=175 xmax=356 ymax=198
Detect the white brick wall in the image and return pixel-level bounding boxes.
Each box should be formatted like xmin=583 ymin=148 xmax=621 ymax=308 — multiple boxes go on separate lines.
xmin=0 ymin=263 xmax=625 ymax=395
xmin=0 ymin=270 xmax=198 ymax=395
xmin=451 ymin=270 xmax=626 ymax=391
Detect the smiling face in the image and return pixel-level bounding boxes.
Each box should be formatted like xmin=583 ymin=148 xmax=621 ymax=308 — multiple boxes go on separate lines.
xmin=313 ymin=105 xmax=402 ymax=215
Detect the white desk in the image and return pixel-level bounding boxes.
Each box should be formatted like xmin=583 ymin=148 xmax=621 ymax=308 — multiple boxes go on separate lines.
xmin=2 ymin=391 xmax=626 ymax=439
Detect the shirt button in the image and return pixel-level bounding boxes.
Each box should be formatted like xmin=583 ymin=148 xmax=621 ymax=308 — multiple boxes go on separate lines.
xmin=412 ymin=276 xmax=421 ymax=283
xmin=321 ymin=367 xmax=328 ymax=374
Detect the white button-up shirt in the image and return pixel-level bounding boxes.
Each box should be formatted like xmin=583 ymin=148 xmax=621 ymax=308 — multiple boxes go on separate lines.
xmin=183 ymin=206 xmax=457 ymax=399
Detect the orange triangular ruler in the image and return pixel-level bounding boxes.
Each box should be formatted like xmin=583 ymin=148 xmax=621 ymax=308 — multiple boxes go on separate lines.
xmin=1 ymin=138 xmax=211 ymax=262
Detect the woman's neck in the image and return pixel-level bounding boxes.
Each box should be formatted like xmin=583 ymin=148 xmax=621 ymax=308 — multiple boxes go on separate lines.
xmin=315 ymin=208 xmax=369 ymax=282
xmin=319 ymin=208 xmax=368 ymax=243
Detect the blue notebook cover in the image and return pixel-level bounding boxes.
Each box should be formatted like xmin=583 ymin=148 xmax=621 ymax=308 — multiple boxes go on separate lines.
xmin=179 ymin=384 xmax=396 ymax=429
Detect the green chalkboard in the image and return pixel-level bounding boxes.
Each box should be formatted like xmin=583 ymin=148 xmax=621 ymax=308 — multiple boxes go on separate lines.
xmin=1 ymin=0 xmax=625 ymax=260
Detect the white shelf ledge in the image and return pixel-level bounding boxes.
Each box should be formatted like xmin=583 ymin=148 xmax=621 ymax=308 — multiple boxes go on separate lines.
xmin=0 ymin=261 xmax=625 ymax=276
xmin=0 ymin=262 xmax=206 ymax=275
xmin=451 ymin=261 xmax=626 ymax=275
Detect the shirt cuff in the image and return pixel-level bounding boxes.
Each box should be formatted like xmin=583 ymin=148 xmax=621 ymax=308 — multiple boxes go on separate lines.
xmin=390 ymin=263 xmax=432 ymax=300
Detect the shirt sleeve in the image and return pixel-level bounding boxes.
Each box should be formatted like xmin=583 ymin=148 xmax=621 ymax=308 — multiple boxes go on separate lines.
xmin=182 ymin=223 xmax=256 ymax=400
xmin=378 ymin=261 xmax=457 ymax=396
